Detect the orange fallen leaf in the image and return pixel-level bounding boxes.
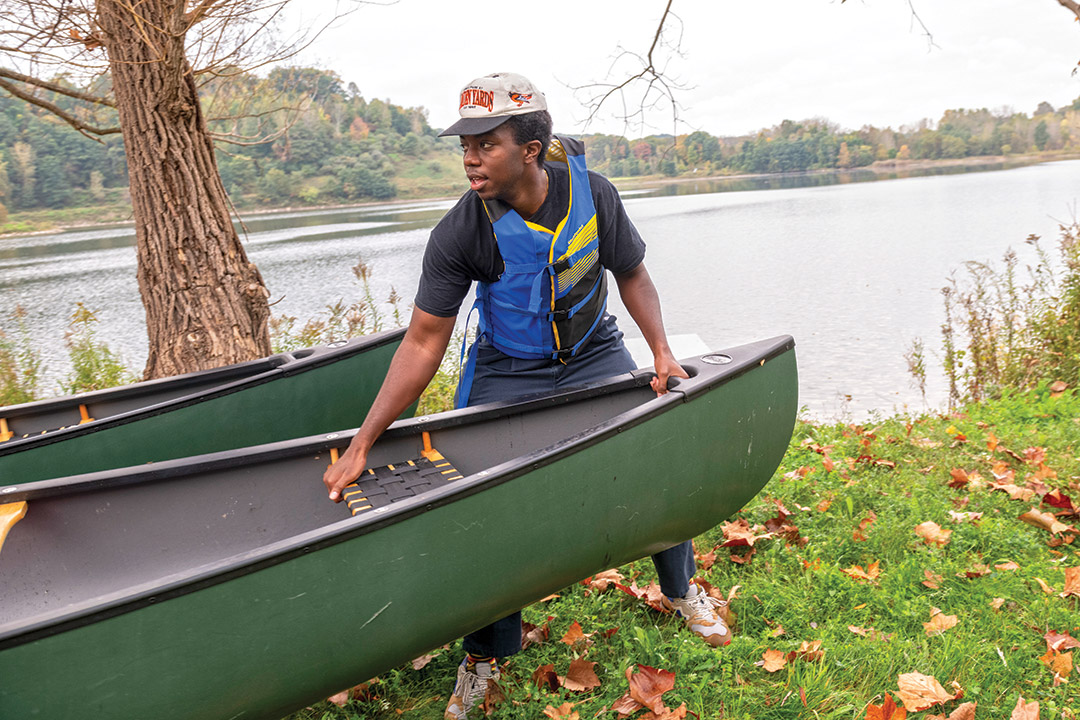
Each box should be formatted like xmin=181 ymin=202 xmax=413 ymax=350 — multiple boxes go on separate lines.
xmin=915 ymin=521 xmax=952 ymax=547
xmin=756 ymin=649 xmax=787 ymax=673
xmin=543 ymin=702 xmax=579 ymax=719
xmin=625 ymin=664 xmax=676 ymax=714
xmin=1061 ymin=566 xmax=1080 ymax=598
xmin=955 ymin=564 xmax=991 ymax=579
xmin=582 ymin=569 xmax=624 ymax=593
xmin=1045 ymin=630 xmax=1080 ymax=652
xmin=787 ymin=639 xmax=824 ymax=662
xmin=560 ymin=658 xmax=601 ymax=692
xmin=926 ymin=702 xmax=978 ymax=720
xmin=990 ymin=597 xmax=1006 ymax=610
xmin=843 ymin=560 xmax=881 ymax=583
xmin=1024 ymin=447 xmax=1047 ymax=465
xmin=849 ymin=625 xmax=893 ymax=641
xmin=1020 ymin=508 xmax=1077 ymax=535
xmin=560 ymin=621 xmax=591 ymax=649
xmin=866 ymin=693 xmax=907 ymax=720
xmin=1010 ymin=695 xmax=1040 ymax=720
xmin=923 ymin=607 xmax=959 ymax=636
xmin=922 ymin=570 xmax=943 ymax=589
xmin=641 ymin=703 xmax=688 ymax=720
xmin=1035 ymin=577 xmax=1055 ymax=594
xmin=948 ymin=510 xmax=982 ymax=524
xmin=1049 ymin=380 xmax=1069 ymax=397
xmin=896 ymin=672 xmax=959 ymax=712
xmin=995 ymin=561 xmax=1020 ymax=571
xmin=611 ymin=693 xmax=644 ymax=718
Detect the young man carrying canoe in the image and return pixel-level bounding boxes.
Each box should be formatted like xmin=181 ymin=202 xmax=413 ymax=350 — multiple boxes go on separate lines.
xmin=323 ymin=72 xmax=730 ymax=719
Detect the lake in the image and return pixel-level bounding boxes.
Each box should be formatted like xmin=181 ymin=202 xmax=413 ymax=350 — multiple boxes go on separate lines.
xmin=2 ymin=159 xmax=1079 ymax=419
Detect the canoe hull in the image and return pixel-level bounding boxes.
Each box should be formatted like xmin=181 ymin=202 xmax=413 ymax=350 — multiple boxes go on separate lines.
xmin=0 ymin=330 xmax=405 ymax=484
xmin=0 ymin=339 xmax=797 ymax=720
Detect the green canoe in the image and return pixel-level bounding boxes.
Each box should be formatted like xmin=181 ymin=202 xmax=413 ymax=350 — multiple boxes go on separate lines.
xmin=0 ymin=328 xmax=405 ymax=484
xmin=0 ymin=335 xmax=797 ymax=720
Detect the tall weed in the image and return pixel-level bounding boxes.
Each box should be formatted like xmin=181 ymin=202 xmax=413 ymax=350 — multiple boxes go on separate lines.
xmin=61 ymin=303 xmax=137 ymax=394
xmin=914 ymin=221 xmax=1080 ymax=406
xmin=0 ymin=306 xmax=42 ymax=405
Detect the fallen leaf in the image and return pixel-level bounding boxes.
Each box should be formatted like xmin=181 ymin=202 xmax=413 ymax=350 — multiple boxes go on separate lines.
xmin=935 ymin=702 xmax=977 ymax=720
xmin=949 ymin=510 xmax=983 ymax=524
xmin=1010 ymin=696 xmax=1039 ymax=720
xmin=915 ymin=521 xmax=952 ymax=547
xmin=730 ymin=547 xmax=757 ymax=565
xmin=896 ymin=672 xmax=958 ymax=712
xmin=956 ymin=564 xmax=991 ymax=579
xmin=788 ymin=639 xmax=824 ymax=662
xmin=922 ymin=570 xmax=944 ymax=589
xmin=948 ymin=468 xmax=970 ymax=489
xmin=481 ymin=676 xmax=505 ymax=715
xmin=923 ymin=607 xmax=959 ymax=637
xmin=757 ymin=649 xmax=788 ymax=673
xmin=1025 ymin=447 xmax=1047 ymax=465
xmin=866 ymin=693 xmax=907 ymax=720
xmin=1062 ymin=566 xmax=1080 ymax=598
xmin=817 ymin=498 xmax=834 ymax=512
xmin=543 ymin=702 xmax=579 ymax=719
xmin=1045 ymin=630 xmax=1080 ymax=652
xmin=582 ymin=569 xmax=624 ymax=593
xmin=1039 ymin=649 xmax=1073 ymax=679
xmin=995 ymin=561 xmax=1020 ymax=571
xmin=695 ymin=548 xmax=716 ymax=572
xmin=720 ymin=518 xmax=766 ymax=547
xmin=1044 ymin=489 xmax=1076 ymax=513
xmin=854 ymin=511 xmax=878 ymax=541
xmin=560 ymin=621 xmax=591 ymax=650
xmin=990 ymin=597 xmax=1006 ymax=610
xmin=848 ymin=625 xmax=893 ymax=641
xmin=615 ymin=582 xmax=669 ymax=613
xmin=560 ymin=658 xmax=601 ymax=692
xmin=611 ymin=693 xmax=644 ymax=718
xmin=625 ymin=664 xmax=676 ymax=714
xmin=522 ymin=619 xmax=551 ymax=649
xmin=531 ymin=664 xmax=560 ymax=692
xmin=1021 ymin=508 xmax=1077 ymax=534
xmin=1035 ymin=577 xmax=1055 ymax=594
xmin=823 ymin=455 xmax=836 ymax=472
xmin=843 ymin=560 xmax=881 ymax=583
xmin=1049 ymin=380 xmax=1069 ymax=397
xmin=769 ymin=624 xmax=786 ymax=638
xmin=987 ymin=432 xmax=1000 ymax=451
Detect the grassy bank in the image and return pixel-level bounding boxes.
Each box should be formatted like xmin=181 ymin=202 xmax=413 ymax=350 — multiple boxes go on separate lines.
xmin=286 ymin=385 xmax=1079 ymax=719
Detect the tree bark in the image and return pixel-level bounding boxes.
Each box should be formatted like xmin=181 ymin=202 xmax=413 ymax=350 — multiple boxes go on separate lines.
xmin=97 ymin=0 xmax=271 ymax=380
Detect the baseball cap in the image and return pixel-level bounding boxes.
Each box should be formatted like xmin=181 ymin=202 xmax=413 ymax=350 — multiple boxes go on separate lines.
xmin=438 ymin=72 xmax=547 ymax=137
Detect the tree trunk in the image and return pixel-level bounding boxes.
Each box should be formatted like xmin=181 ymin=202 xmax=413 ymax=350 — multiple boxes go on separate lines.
xmin=98 ymin=0 xmax=271 ymax=380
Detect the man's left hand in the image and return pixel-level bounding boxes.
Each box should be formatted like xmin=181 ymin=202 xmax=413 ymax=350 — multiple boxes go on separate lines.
xmin=651 ymin=353 xmax=689 ymax=396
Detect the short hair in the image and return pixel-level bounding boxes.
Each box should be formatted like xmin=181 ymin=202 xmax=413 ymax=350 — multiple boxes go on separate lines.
xmin=504 ymin=110 xmax=553 ymax=167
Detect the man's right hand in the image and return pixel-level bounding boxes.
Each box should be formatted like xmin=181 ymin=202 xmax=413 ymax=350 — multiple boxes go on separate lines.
xmin=323 ymin=439 xmax=369 ymax=502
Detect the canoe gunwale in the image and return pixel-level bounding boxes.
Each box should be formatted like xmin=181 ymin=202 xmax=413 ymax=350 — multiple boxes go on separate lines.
xmin=0 ymin=328 xmax=406 ymax=457
xmin=0 ymin=335 xmax=796 ymax=651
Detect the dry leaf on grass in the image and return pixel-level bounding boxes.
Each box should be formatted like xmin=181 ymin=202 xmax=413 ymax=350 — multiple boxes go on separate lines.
xmin=922 ymin=570 xmax=944 ymax=589
xmin=995 ymin=561 xmax=1020 ymax=571
xmin=1034 ymin=577 xmax=1055 ymax=594
xmin=915 ymin=521 xmax=952 ymax=547
xmin=925 ymin=701 xmax=977 ymax=720
xmin=625 ymin=664 xmax=676 ymax=715
xmin=1020 ymin=508 xmax=1077 ymax=535
xmin=581 ymin=569 xmax=624 ymax=593
xmin=843 ymin=560 xmax=881 ymax=583
xmin=896 ymin=672 xmax=960 ymax=711
xmin=1045 ymin=630 xmax=1080 ymax=652
xmin=543 ymin=702 xmax=579 ymax=719
xmin=532 ymin=663 xmax=560 ymax=692
xmin=865 ymin=692 xmax=907 ymax=720
xmin=1010 ymin=696 xmax=1040 ymax=720
xmin=560 ymin=658 xmax=601 ymax=692
xmin=849 ymin=625 xmax=893 ymax=641
xmin=756 ymin=649 xmax=788 ymax=673
xmin=560 ymin=621 xmax=591 ymax=650
xmin=923 ymin=607 xmax=958 ymax=637
xmin=1061 ymin=566 xmax=1080 ymax=598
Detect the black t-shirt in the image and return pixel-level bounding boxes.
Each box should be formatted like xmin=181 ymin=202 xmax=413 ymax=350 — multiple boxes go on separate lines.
xmin=414 ymin=163 xmax=646 ymax=318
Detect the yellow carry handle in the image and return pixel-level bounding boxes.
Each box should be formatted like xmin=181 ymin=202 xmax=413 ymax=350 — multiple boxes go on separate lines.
xmin=0 ymin=501 xmax=27 ymax=555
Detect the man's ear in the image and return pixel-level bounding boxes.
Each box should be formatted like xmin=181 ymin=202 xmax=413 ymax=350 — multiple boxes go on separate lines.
xmin=523 ymin=139 xmax=543 ymax=165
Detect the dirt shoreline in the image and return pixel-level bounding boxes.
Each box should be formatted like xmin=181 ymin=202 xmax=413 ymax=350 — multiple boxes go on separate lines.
xmin=6 ymin=152 xmax=1077 ymax=238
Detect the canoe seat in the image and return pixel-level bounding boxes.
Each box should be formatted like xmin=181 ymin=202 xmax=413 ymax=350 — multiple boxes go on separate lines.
xmin=343 ymin=455 xmax=464 ymax=517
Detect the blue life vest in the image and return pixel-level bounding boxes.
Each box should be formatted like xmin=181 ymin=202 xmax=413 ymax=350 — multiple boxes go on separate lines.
xmin=455 ymin=136 xmax=608 ymax=408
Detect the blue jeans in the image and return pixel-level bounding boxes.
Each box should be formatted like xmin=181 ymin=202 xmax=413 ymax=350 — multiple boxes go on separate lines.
xmin=460 ymin=315 xmax=696 ymax=659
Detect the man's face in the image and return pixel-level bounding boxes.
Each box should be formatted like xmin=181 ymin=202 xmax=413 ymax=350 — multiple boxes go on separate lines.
xmin=459 ymin=124 xmax=532 ymax=201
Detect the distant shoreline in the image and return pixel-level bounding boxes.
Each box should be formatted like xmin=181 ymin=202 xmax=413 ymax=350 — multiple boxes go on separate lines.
xmin=5 ymin=152 xmax=1077 ymax=238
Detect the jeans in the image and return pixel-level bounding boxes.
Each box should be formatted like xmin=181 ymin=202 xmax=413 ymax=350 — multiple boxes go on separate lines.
xmin=460 ymin=314 xmax=696 ymax=659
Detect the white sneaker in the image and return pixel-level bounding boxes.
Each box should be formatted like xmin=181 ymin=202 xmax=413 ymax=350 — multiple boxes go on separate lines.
xmin=444 ymin=657 xmax=500 ymax=720
xmin=661 ymin=583 xmax=731 ymax=647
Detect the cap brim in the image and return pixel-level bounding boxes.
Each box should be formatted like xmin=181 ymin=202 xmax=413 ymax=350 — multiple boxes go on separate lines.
xmin=438 ymin=115 xmax=511 ymax=137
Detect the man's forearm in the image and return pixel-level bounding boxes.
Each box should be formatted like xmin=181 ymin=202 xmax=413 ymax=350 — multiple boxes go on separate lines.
xmin=614 ymin=263 xmax=673 ymax=357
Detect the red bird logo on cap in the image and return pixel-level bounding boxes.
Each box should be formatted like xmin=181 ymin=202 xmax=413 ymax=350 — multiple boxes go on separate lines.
xmin=508 ymin=91 xmax=532 ymax=107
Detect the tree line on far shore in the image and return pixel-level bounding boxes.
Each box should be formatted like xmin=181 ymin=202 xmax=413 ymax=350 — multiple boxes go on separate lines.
xmin=1 ymin=66 xmax=1078 ymax=218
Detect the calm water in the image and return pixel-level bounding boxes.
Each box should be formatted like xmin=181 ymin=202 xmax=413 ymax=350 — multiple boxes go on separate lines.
xmin=3 ymin=160 xmax=1079 ymax=419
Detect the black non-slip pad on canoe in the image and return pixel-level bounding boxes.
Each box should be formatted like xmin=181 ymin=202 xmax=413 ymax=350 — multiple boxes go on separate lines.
xmin=342 ymin=456 xmax=464 ymax=516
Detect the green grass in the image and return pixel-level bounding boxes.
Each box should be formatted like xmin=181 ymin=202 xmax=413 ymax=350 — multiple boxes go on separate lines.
xmin=285 ymin=384 xmax=1080 ymax=719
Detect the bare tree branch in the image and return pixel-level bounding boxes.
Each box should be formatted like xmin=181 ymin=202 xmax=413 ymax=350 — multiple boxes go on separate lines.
xmin=0 ymin=67 xmax=114 ymax=106
xmin=568 ymin=0 xmax=688 ymax=137
xmin=0 ymin=77 xmax=119 ymax=140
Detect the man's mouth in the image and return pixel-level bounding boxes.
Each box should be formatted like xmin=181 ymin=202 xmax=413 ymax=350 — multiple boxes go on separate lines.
xmin=467 ymin=174 xmax=487 ymax=191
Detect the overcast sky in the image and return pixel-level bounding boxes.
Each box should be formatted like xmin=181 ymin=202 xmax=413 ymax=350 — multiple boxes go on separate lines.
xmin=284 ymin=1 xmax=1080 ymax=138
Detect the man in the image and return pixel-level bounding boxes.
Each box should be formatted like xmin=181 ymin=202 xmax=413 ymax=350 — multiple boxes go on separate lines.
xmin=322 ymin=72 xmax=729 ymax=720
